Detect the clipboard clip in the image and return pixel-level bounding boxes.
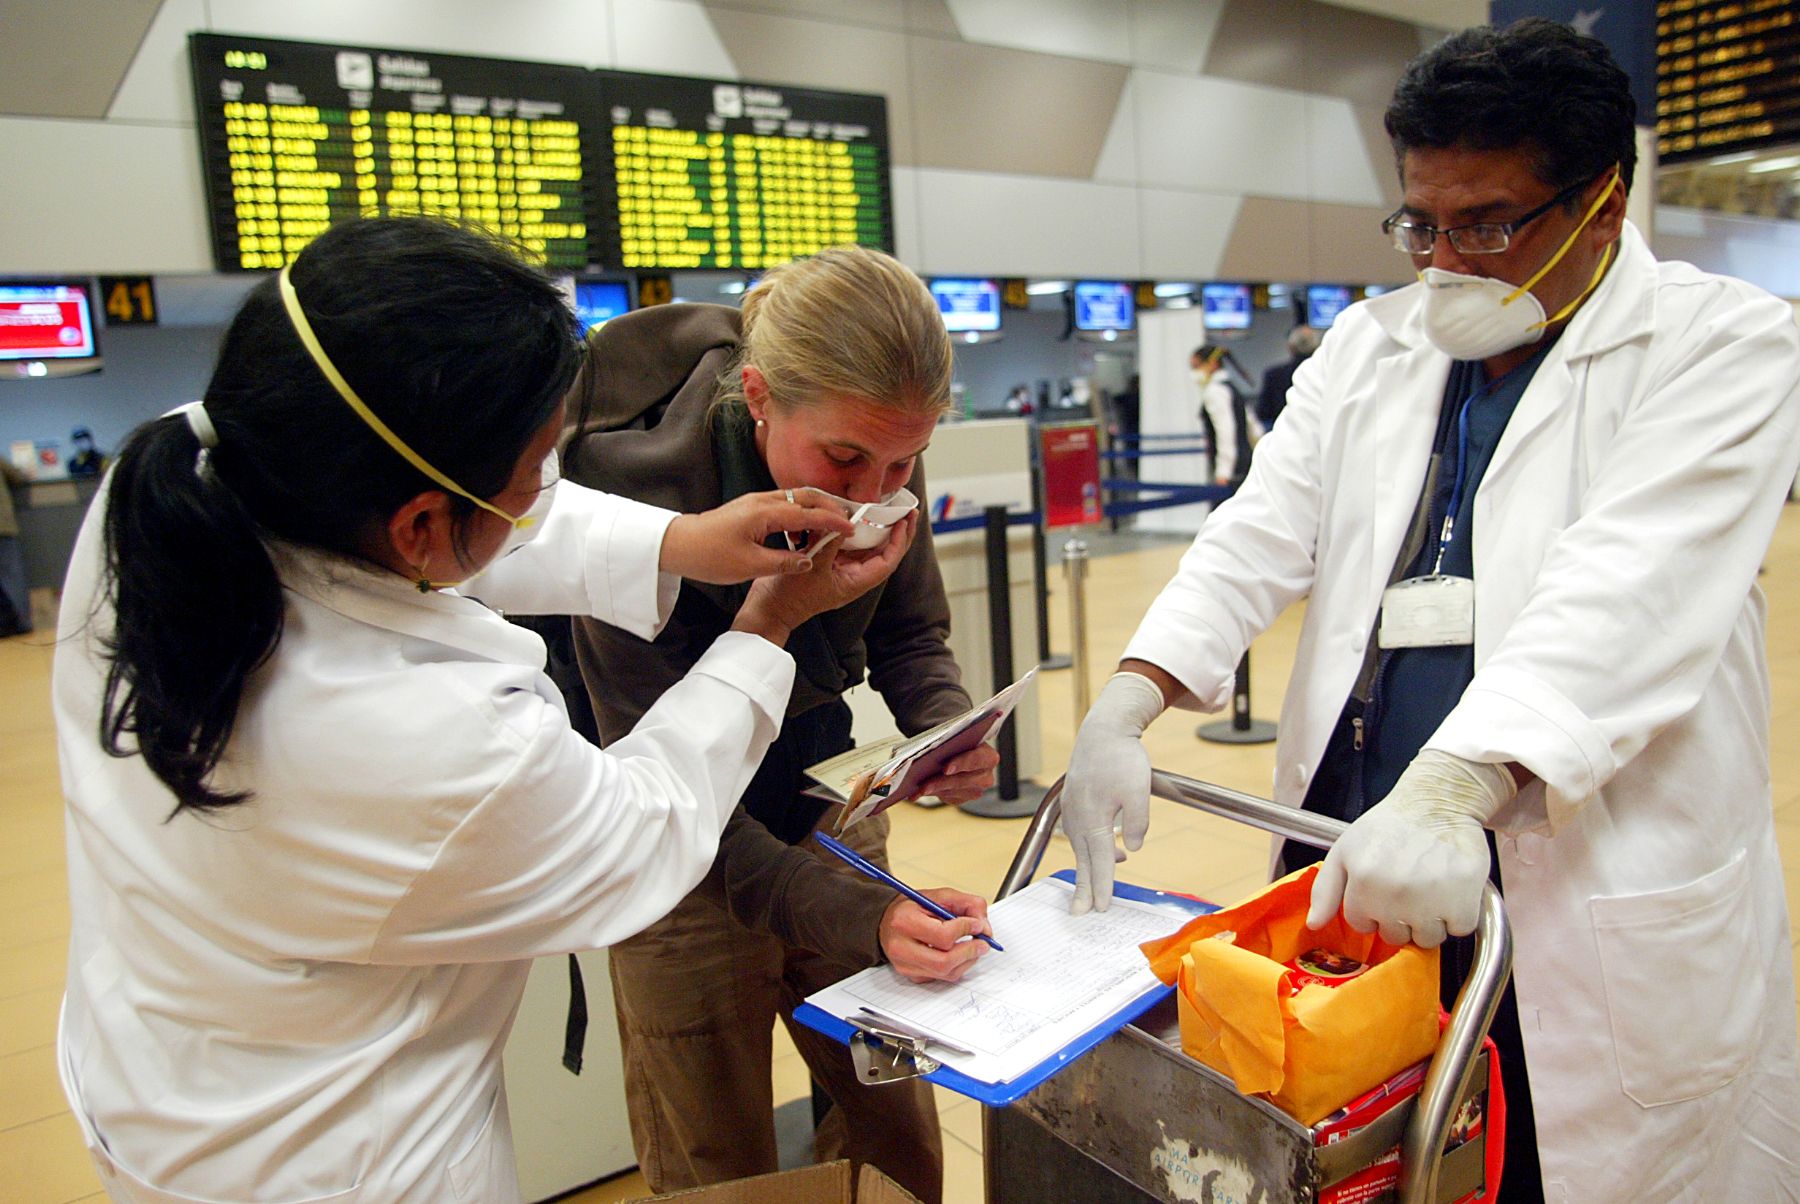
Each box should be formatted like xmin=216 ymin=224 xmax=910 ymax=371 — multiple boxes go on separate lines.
xmin=846 ymin=1009 xmax=957 ymax=1084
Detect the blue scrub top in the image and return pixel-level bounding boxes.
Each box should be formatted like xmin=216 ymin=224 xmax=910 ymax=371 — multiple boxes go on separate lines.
xmin=1321 ymin=343 xmax=1550 ymax=821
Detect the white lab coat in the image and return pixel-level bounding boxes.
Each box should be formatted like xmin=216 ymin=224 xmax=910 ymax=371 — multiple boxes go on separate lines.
xmin=54 ymin=481 xmax=796 ymax=1203
xmin=1125 ymin=223 xmax=1800 ymax=1200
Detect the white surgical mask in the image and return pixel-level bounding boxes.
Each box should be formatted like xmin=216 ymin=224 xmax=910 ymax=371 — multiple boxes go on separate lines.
xmin=492 ymin=449 xmax=559 ymax=563
xmin=1190 ymin=367 xmax=1214 ymax=387
xmin=1418 ymin=172 xmax=1619 ymax=362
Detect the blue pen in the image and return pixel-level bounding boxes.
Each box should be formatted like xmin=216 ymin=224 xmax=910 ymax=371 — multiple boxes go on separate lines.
xmin=814 ymin=832 xmax=1003 ymax=952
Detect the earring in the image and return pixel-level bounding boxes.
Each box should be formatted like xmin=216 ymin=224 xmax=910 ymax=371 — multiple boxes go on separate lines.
xmin=413 ymin=566 xmax=432 ymax=593
xmin=755 ymin=418 xmax=766 ymax=428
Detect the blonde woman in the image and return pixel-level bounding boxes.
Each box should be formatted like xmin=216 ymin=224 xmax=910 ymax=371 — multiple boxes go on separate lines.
xmin=562 ymin=246 xmax=996 ymax=1202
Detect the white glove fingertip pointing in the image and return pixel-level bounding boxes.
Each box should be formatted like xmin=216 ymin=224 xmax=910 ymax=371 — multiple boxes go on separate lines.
xmin=1305 ymin=855 xmax=1347 ymax=931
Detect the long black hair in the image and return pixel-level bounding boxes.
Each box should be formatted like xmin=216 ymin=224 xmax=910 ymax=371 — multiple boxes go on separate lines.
xmin=99 ymin=217 xmax=581 ymax=814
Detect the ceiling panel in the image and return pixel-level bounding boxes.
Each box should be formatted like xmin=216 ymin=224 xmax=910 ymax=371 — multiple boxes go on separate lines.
xmin=0 ymin=0 xmax=163 ymax=118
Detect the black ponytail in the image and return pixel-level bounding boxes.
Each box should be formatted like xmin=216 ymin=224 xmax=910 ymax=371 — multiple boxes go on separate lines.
xmin=100 ymin=417 xmax=284 ymax=811
xmin=97 ymin=217 xmax=582 ymax=815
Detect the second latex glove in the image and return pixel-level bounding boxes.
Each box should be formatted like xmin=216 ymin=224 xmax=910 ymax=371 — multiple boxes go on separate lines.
xmin=1306 ymin=749 xmax=1517 ymax=948
xmin=1063 ymin=672 xmax=1165 ymax=915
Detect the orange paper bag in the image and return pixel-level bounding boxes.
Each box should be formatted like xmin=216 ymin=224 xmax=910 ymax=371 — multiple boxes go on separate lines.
xmin=1140 ymin=865 xmax=1440 ymax=1125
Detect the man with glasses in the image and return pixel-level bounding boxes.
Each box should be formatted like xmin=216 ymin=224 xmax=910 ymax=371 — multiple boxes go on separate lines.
xmin=1061 ymin=18 xmax=1800 ymax=1201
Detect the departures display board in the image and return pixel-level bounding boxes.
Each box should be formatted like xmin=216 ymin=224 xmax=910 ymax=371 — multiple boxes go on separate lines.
xmin=188 ymin=33 xmax=893 ymax=273
xmin=1656 ymin=1 xmax=1800 ymax=163
xmin=602 ymin=71 xmax=889 ymax=270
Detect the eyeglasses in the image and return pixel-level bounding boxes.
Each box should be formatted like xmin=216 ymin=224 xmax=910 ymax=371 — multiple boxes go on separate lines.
xmin=1381 ymin=176 xmax=1593 ymax=256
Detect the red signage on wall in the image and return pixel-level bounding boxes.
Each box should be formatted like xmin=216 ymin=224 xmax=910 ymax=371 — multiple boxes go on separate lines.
xmin=1040 ymin=421 xmax=1103 ymax=530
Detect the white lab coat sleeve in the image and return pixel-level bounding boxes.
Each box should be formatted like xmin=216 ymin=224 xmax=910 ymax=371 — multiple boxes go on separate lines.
xmin=1122 ymin=348 xmax=1330 ymax=710
xmin=369 ymin=630 xmax=793 ymax=962
xmin=1428 ymin=288 xmax=1800 ymax=831
xmin=462 ymin=480 xmax=681 ymax=639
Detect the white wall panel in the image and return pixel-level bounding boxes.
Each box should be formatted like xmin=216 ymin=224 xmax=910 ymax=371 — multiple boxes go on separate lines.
xmin=1136 ymin=188 xmax=1242 ymax=278
xmin=944 ymin=0 xmax=1133 ymax=65
xmin=912 ymin=169 xmax=1140 ymax=277
xmin=612 ymin=0 xmax=737 ymax=76
xmin=890 ymin=166 xmax=924 ymax=269
xmin=1125 ymin=0 xmax=1228 ymax=74
xmin=0 ymin=119 xmax=212 ymax=273
xmin=205 ymin=0 xmax=612 ymax=67
xmin=1654 ymin=207 xmax=1800 ymax=299
xmin=1303 ymin=96 xmax=1386 ymax=206
xmin=106 ymin=0 xmax=208 ymax=123
xmin=1125 ymin=71 xmax=1311 ymax=198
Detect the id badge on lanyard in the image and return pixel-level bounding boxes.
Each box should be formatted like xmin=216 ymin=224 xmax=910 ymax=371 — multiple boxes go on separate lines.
xmin=1378 ymin=573 xmax=1474 ymax=648
xmin=1376 ymin=366 xmax=1492 ymax=650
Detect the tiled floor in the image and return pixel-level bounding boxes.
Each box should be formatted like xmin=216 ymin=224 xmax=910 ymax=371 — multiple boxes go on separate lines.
xmin=6 ymin=511 xmax=1800 ymax=1204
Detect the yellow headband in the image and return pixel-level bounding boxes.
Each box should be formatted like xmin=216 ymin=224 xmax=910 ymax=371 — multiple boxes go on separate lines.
xmin=276 ymin=266 xmax=531 ymax=529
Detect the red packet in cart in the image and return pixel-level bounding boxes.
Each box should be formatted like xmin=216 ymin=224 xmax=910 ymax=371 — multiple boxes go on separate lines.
xmin=1312 ymin=1019 xmax=1506 ymax=1204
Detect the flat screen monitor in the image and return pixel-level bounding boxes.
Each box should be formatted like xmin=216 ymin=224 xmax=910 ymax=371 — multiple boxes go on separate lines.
xmin=929 ymin=278 xmax=1000 ymax=333
xmin=1201 ymin=283 xmax=1252 ymax=331
xmin=0 ymin=280 xmax=101 ymax=377
xmin=1073 ymin=280 xmax=1134 ymax=331
xmin=573 ymin=280 xmax=632 ymax=332
xmin=1306 ymin=285 xmax=1353 ymax=329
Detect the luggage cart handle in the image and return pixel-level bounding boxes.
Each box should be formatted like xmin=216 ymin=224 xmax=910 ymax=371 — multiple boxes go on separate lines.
xmin=997 ymin=771 xmax=1513 ymax=1204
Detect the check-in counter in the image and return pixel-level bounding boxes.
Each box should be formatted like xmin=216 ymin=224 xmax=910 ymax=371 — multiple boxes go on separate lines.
xmin=14 ymin=475 xmax=100 ymax=593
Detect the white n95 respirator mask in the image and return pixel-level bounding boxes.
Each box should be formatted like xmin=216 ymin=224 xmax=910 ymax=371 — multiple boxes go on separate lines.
xmin=1418 ymin=269 xmax=1553 ymax=361
xmin=1418 ymin=171 xmax=1619 ymax=362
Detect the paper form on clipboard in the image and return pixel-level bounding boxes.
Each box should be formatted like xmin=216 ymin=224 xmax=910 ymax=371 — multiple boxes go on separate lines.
xmin=798 ymin=875 xmax=1204 ymax=1087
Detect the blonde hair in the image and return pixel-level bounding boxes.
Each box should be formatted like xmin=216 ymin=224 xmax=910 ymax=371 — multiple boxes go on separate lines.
xmin=718 ymin=245 xmax=952 ymax=418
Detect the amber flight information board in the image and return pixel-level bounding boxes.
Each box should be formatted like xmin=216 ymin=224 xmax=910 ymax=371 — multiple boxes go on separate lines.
xmin=1656 ymin=1 xmax=1800 ymax=163
xmin=188 ymin=33 xmax=893 ymax=273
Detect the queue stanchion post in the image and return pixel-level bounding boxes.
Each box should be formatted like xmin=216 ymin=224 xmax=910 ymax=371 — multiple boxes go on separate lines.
xmin=962 ymin=505 xmax=1047 ymax=819
xmin=1063 ymin=538 xmax=1091 ymax=732
xmin=1196 ymin=651 xmax=1277 ymax=744
xmin=1033 ymin=518 xmax=1070 ymax=671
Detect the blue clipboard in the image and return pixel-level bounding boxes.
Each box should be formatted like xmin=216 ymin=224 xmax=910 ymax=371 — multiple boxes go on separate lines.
xmin=791 ymin=871 xmax=1216 ymax=1107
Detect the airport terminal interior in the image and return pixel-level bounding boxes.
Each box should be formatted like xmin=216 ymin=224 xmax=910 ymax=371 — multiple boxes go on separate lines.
xmin=5 ymin=1 xmax=1800 ymax=1201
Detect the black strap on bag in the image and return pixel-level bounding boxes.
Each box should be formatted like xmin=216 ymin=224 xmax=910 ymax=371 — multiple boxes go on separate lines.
xmin=562 ymin=954 xmax=588 ymax=1075
xmin=503 ymin=614 xmax=602 ymax=1077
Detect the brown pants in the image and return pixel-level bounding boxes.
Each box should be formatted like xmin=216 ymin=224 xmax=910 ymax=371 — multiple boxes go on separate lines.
xmin=607 ymin=810 xmax=943 ymax=1203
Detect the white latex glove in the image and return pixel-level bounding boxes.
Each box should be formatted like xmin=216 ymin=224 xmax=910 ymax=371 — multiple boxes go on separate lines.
xmin=1063 ymin=672 xmax=1165 ymax=915
xmin=1306 ymin=750 xmax=1517 ymax=948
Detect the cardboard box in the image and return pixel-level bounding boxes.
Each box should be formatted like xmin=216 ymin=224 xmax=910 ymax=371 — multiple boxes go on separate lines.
xmin=631 ymin=1160 xmax=922 ymax=1204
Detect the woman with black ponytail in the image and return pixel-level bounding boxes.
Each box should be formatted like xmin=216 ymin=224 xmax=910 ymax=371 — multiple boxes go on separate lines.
xmin=51 ymin=217 xmax=915 ymax=1203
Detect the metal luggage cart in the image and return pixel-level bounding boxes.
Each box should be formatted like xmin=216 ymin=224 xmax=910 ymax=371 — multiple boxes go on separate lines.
xmin=982 ymin=769 xmax=1512 ymax=1204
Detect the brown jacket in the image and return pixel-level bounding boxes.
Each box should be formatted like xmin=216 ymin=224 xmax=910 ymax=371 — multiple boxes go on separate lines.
xmin=563 ymin=303 xmax=973 ymax=963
